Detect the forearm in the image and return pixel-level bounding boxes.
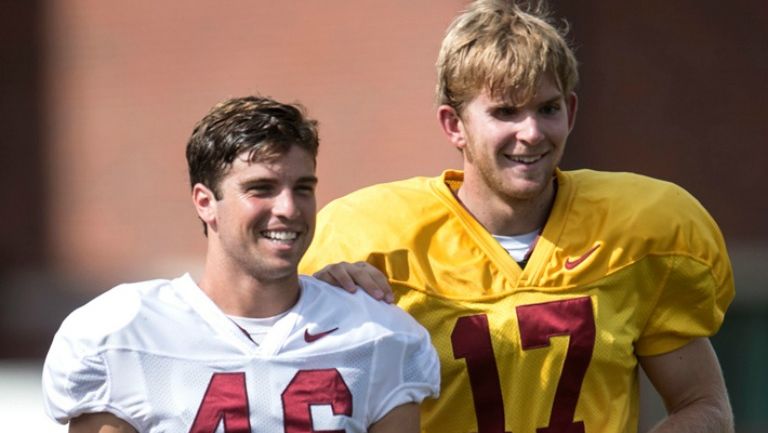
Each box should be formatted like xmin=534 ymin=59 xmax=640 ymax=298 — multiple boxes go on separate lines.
xmin=69 ymin=412 xmax=138 ymax=433
xmin=640 ymin=338 xmax=734 ymax=433
xmin=647 ymin=397 xmax=734 ymax=433
xmin=368 ymin=403 xmax=420 ymax=433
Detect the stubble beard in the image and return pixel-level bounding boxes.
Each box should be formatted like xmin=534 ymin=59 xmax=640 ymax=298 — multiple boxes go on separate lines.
xmin=467 ymin=147 xmax=545 ymax=204
xmin=220 ymin=230 xmax=302 ymax=285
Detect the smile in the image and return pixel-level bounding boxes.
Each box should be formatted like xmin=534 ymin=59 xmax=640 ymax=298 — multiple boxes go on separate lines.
xmin=506 ymin=154 xmax=544 ymax=165
xmin=261 ymin=230 xmax=299 ymax=242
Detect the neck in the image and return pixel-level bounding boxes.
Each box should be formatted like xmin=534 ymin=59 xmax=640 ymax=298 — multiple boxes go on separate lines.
xmin=198 ymin=252 xmax=300 ymax=318
xmin=457 ymin=175 xmax=556 ymax=236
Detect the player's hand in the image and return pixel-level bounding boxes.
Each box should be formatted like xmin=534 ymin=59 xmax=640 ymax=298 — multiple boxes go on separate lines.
xmin=313 ymin=261 xmax=394 ymax=303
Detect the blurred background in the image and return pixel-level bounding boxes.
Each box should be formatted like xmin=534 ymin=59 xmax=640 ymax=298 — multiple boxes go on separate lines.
xmin=1 ymin=0 xmax=766 ymax=431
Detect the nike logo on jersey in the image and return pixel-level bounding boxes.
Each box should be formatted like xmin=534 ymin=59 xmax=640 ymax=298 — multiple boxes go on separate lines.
xmin=564 ymin=244 xmax=601 ymax=270
xmin=304 ymin=327 xmax=339 ymax=342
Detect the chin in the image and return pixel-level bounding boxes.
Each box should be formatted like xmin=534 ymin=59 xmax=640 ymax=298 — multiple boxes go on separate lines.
xmin=504 ymin=180 xmax=549 ymax=200
xmin=252 ymin=260 xmax=299 ymax=280
xmin=261 ymin=270 xmax=298 ymax=283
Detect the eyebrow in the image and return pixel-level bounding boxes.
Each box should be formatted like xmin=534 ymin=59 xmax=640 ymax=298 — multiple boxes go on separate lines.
xmin=492 ymin=93 xmax=562 ymax=109
xmin=297 ymin=176 xmax=319 ymax=185
xmin=539 ymin=94 xmax=564 ymax=105
xmin=240 ymin=175 xmax=318 ymax=186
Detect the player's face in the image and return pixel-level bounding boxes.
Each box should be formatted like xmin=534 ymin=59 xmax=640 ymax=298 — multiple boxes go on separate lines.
xmin=455 ymin=75 xmax=576 ymax=202
xmin=209 ymin=146 xmax=317 ymax=282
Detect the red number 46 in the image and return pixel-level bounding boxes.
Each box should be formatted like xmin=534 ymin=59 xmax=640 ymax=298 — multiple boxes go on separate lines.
xmin=189 ymin=369 xmax=352 ymax=433
xmin=451 ymin=297 xmax=595 ymax=433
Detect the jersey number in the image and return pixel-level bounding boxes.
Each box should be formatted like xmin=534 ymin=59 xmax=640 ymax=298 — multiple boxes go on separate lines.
xmin=451 ymin=297 xmax=595 ymax=433
xmin=188 ymin=369 xmax=352 ymax=433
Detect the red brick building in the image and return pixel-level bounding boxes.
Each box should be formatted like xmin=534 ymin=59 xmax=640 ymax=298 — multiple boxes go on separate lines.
xmin=2 ymin=1 xmax=766 ymax=431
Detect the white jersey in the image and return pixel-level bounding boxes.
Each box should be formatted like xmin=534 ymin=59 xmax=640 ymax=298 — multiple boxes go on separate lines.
xmin=43 ymin=274 xmax=440 ymax=432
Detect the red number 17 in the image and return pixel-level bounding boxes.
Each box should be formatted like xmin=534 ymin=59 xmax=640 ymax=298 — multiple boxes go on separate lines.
xmin=451 ymin=297 xmax=595 ymax=433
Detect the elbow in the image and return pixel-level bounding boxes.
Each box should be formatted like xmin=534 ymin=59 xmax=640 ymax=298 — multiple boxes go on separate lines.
xmin=670 ymin=394 xmax=734 ymax=433
xmin=715 ymin=400 xmax=735 ymax=433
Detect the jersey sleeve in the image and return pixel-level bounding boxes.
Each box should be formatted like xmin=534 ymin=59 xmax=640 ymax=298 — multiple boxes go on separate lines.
xmin=301 ymin=179 xmax=443 ymax=292
xmin=367 ymin=318 xmax=441 ymax=423
xmin=635 ymin=188 xmax=735 ymax=356
xmin=301 ymin=198 xmax=376 ymax=274
xmin=43 ymin=325 xmax=114 ymax=423
xmin=42 ymin=288 xmax=141 ymax=426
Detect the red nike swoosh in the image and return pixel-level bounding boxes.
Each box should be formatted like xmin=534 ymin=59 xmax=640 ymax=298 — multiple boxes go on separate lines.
xmin=304 ymin=327 xmax=339 ymax=343
xmin=564 ymin=244 xmax=601 ymax=270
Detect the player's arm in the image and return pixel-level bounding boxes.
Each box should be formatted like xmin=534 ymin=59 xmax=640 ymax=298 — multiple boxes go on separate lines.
xmin=639 ymin=337 xmax=734 ymax=433
xmin=69 ymin=412 xmax=138 ymax=433
xmin=367 ymin=402 xmax=420 ymax=433
xmin=312 ymin=261 xmax=394 ymax=303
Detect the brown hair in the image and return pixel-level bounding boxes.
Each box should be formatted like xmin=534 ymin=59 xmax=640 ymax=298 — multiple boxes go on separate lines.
xmin=186 ymin=95 xmax=319 ymax=199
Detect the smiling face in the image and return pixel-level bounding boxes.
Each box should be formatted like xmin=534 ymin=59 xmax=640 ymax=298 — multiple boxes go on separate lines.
xmin=444 ymin=74 xmax=577 ymax=204
xmin=195 ymin=146 xmax=317 ymax=284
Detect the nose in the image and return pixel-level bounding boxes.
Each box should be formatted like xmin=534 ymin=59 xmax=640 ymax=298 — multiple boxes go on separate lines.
xmin=272 ymin=189 xmax=300 ymax=219
xmin=517 ymin=114 xmax=545 ymax=146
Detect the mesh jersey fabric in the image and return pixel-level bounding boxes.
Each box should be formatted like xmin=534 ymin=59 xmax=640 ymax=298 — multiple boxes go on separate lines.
xmin=42 ymin=274 xmax=440 ymax=432
xmin=300 ymin=169 xmax=734 ymax=433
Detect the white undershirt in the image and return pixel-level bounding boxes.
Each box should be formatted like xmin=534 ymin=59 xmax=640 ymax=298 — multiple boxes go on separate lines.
xmin=228 ymin=311 xmax=289 ymax=345
xmin=493 ymin=229 xmax=540 ymax=263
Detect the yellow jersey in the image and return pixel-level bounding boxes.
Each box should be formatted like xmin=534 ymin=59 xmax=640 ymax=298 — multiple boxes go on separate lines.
xmin=300 ymin=169 xmax=734 ymax=433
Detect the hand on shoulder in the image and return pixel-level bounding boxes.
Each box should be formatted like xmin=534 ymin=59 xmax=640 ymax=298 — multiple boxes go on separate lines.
xmin=312 ymin=261 xmax=394 ymax=303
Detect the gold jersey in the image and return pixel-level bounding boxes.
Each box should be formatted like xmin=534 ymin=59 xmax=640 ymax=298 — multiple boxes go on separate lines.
xmin=301 ymin=169 xmax=734 ymax=433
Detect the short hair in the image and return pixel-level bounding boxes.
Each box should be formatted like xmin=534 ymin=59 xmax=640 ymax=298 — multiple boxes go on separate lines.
xmin=186 ymin=95 xmax=319 ymax=198
xmin=436 ymin=0 xmax=579 ymax=112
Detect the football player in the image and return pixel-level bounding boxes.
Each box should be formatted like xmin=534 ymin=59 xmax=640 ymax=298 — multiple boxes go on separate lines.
xmin=43 ymin=96 xmax=439 ymax=433
xmin=300 ymin=1 xmax=735 ymax=432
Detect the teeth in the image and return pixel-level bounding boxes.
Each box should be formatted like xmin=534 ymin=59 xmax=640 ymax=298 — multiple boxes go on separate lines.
xmin=262 ymin=231 xmax=298 ymax=241
xmin=510 ymin=155 xmax=542 ymax=164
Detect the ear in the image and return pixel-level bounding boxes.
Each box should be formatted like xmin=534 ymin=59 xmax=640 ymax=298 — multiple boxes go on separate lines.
xmin=437 ymin=104 xmax=468 ymax=151
xmin=192 ymin=183 xmax=218 ymax=233
xmin=566 ymin=92 xmax=578 ymax=132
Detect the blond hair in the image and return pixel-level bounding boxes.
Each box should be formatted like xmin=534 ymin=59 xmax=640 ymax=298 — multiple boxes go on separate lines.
xmin=436 ymin=0 xmax=578 ymax=111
